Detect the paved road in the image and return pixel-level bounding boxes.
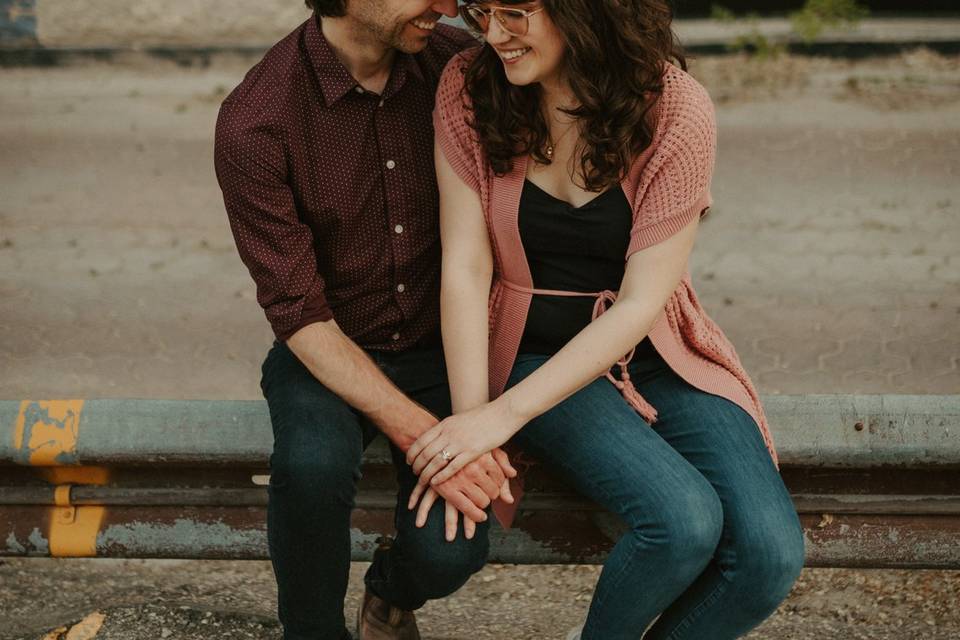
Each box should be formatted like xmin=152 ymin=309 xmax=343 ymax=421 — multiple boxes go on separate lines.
xmin=1 ymin=50 xmax=957 ymax=400
xmin=1 ymin=48 xmax=958 ymax=639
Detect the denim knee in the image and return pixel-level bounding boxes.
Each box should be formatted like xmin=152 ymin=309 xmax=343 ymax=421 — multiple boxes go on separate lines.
xmin=264 ymin=368 xmax=363 ymax=507
xmin=269 ymin=442 xmax=360 ymax=508
xmin=633 ymin=480 xmax=724 ymax=573
xmin=267 ymin=394 xmax=362 ymax=508
xmin=734 ymin=514 xmax=806 ymax=616
xmin=403 ymin=528 xmax=490 ymax=599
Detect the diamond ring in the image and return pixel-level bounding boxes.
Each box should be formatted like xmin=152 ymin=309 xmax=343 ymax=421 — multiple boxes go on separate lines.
xmin=440 ymin=448 xmax=452 ymax=462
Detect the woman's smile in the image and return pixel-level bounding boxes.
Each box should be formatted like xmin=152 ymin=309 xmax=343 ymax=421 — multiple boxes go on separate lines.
xmin=496 ymin=46 xmax=533 ymax=63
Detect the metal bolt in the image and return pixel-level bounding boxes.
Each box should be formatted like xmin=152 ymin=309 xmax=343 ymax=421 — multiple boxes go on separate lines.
xmin=854 ymin=421 xmax=864 ymax=431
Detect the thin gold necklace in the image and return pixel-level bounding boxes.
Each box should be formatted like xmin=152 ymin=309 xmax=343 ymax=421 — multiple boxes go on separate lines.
xmin=544 ymin=121 xmax=578 ymax=160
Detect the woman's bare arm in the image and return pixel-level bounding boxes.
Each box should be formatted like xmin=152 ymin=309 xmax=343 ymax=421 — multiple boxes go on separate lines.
xmin=409 ymin=213 xmax=700 ymax=485
xmin=436 ymin=138 xmax=495 ymax=414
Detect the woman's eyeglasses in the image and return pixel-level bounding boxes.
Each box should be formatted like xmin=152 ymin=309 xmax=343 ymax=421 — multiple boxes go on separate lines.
xmin=459 ymin=4 xmax=545 ymax=37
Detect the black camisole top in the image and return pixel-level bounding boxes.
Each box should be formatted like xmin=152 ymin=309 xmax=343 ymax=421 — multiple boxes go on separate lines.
xmin=517 ymin=178 xmax=636 ymax=355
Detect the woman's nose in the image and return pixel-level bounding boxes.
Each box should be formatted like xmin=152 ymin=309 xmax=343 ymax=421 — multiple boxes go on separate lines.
xmin=484 ymin=15 xmax=512 ymax=45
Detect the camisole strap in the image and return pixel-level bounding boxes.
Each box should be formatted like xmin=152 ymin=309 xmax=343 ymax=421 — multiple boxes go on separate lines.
xmin=499 ymin=279 xmax=659 ymax=424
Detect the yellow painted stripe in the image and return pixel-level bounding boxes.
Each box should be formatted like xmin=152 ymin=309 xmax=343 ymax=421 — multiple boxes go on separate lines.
xmin=40 ymin=466 xmax=110 ymax=485
xmin=50 ymin=506 xmax=106 ymax=557
xmin=54 ymin=484 xmax=72 ymax=506
xmin=11 ymin=401 xmax=110 ymax=557
xmin=13 ymin=399 xmax=85 ymax=465
xmin=44 ymin=470 xmax=110 ymax=557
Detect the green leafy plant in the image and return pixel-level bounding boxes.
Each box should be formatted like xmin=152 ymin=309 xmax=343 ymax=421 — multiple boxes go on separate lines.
xmin=790 ymin=0 xmax=870 ymax=43
xmin=711 ymin=0 xmax=869 ymax=58
xmin=709 ymin=4 xmax=736 ymax=23
xmin=710 ymin=5 xmax=785 ymax=59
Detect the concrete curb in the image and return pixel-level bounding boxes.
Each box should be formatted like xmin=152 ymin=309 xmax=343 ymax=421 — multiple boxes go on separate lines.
xmin=2 ymin=12 xmax=959 ymax=64
xmin=678 ymin=17 xmax=960 ymax=47
xmin=3 ymin=40 xmax=959 ymax=69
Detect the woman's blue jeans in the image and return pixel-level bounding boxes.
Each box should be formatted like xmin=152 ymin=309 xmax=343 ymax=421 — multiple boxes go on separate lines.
xmin=261 ymin=341 xmax=490 ymax=640
xmin=507 ymin=339 xmax=805 ymax=640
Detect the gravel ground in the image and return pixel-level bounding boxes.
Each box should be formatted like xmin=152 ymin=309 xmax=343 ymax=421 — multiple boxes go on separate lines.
xmin=3 ymin=559 xmax=960 ymax=640
xmin=2 ymin=47 xmax=959 ymax=639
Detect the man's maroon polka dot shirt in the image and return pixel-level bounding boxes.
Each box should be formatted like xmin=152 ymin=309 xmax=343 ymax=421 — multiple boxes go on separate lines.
xmin=215 ymin=14 xmax=475 ymax=349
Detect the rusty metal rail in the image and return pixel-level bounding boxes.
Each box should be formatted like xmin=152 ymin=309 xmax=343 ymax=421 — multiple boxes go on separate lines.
xmin=2 ymin=396 xmax=959 ymax=567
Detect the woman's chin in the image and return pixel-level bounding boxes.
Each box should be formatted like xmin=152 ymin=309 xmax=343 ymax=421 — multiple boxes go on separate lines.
xmin=502 ymin=65 xmax=538 ymax=87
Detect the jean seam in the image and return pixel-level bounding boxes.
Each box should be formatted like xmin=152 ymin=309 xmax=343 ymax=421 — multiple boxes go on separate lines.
xmin=581 ymin=532 xmax=644 ymax=637
xmin=661 ymin=572 xmax=729 ymax=640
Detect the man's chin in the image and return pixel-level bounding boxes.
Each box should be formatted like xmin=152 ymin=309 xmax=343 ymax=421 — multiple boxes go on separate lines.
xmin=393 ymin=38 xmax=430 ymax=55
xmin=392 ymin=22 xmax=435 ymax=53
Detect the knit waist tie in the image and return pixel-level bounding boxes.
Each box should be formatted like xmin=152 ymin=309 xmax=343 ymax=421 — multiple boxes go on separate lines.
xmin=499 ymin=279 xmax=659 ymax=424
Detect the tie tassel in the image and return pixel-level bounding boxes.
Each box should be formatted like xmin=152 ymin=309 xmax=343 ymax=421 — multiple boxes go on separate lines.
xmin=606 ymin=366 xmax=659 ymax=424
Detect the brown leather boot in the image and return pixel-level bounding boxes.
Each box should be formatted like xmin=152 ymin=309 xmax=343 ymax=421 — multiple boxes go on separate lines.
xmin=356 ymin=588 xmax=420 ymax=640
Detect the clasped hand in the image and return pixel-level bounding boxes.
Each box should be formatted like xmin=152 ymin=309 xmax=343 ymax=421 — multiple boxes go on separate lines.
xmin=405 ymin=401 xmax=520 ymax=540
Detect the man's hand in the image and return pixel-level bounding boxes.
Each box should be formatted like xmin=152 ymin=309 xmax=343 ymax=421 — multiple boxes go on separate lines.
xmin=407 ymin=448 xmax=516 ymax=541
xmin=282 ymin=321 xmax=516 ymax=541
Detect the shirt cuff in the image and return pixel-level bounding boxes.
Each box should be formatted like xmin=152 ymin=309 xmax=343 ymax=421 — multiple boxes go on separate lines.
xmin=274 ymin=292 xmax=335 ymax=342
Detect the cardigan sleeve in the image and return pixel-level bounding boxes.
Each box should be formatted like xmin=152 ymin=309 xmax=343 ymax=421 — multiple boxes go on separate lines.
xmin=626 ymin=70 xmax=717 ymax=257
xmin=432 ymin=48 xmax=484 ymax=194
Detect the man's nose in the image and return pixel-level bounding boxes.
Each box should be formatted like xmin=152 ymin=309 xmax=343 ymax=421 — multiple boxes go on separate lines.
xmin=433 ymin=0 xmax=458 ymax=19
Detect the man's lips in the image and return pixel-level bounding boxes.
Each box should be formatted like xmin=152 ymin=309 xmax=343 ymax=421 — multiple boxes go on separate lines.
xmin=411 ymin=18 xmax=437 ymax=31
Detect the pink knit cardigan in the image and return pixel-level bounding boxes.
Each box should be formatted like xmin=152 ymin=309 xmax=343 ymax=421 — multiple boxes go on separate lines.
xmin=433 ymin=48 xmax=778 ymax=529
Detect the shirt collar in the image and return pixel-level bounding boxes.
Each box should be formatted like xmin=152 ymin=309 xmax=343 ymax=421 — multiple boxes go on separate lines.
xmin=304 ymin=14 xmax=425 ymax=107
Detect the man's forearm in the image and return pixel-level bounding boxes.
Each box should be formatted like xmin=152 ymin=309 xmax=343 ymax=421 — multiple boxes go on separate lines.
xmin=286 ymin=319 xmax=436 ymax=451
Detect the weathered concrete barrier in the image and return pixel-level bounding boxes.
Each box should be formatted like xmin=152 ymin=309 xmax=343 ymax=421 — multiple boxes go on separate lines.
xmin=2 ymin=0 xmax=311 ymax=48
xmin=2 ymin=396 xmax=959 ymax=568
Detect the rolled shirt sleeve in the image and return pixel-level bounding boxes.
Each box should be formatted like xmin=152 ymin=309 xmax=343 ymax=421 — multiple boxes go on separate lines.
xmin=214 ymin=99 xmax=333 ymax=341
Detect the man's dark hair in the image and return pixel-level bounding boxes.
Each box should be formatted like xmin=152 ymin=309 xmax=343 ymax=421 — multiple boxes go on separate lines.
xmin=304 ymin=0 xmax=347 ymax=17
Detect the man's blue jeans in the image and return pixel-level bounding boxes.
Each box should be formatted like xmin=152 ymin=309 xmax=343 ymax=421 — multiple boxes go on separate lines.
xmin=507 ymin=339 xmax=805 ymax=640
xmin=260 ymin=341 xmax=490 ymax=640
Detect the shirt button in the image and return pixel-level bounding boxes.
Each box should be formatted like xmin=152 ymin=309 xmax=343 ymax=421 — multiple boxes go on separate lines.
xmin=394 ymin=224 xmax=404 ymax=234
xmin=391 ymin=332 xmax=401 ymax=341
xmin=386 ymin=159 xmax=396 ymax=170
xmin=396 ymin=283 xmax=405 ymax=293
xmin=378 ymin=99 xmax=385 ymax=108
xmin=354 ymin=86 xmax=364 ymax=94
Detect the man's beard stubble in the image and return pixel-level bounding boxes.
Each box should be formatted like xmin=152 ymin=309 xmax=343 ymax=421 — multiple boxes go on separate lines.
xmin=353 ymin=8 xmax=424 ymax=54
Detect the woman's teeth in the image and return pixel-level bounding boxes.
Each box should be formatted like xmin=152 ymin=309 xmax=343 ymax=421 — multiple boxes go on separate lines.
xmin=501 ymin=47 xmax=531 ymax=60
xmin=411 ymin=19 xmax=437 ymax=30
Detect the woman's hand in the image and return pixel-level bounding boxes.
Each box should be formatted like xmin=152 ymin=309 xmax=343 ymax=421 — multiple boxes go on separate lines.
xmin=406 ymin=399 xmax=522 ymax=489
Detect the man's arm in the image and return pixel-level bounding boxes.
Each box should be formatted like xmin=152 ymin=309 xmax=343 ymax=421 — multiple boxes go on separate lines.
xmin=286 ymin=319 xmax=436 ymax=451
xmin=214 ymin=99 xmax=511 ymax=533
xmin=214 ymin=100 xmax=430 ymax=446
xmin=288 ymin=319 xmax=514 ymax=532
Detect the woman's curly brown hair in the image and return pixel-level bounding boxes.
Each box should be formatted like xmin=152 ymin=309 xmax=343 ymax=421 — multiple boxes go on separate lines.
xmin=462 ymin=0 xmax=687 ymax=191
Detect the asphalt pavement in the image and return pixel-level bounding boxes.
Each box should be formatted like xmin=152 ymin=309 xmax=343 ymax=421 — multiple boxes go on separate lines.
xmin=1 ymin=44 xmax=958 ymax=640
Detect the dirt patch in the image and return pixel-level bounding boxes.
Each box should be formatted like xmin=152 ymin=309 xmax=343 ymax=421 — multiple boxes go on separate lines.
xmin=689 ymin=46 xmax=960 ymax=110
